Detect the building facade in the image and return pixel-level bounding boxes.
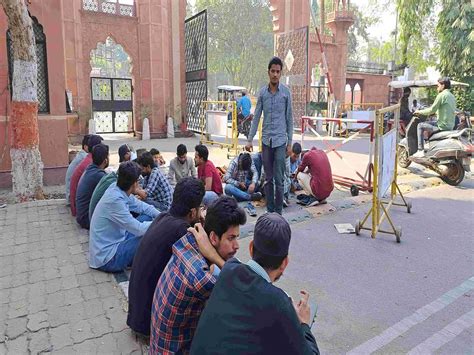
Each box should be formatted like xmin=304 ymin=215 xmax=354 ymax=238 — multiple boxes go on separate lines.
xmin=0 ymin=0 xmax=186 ymax=188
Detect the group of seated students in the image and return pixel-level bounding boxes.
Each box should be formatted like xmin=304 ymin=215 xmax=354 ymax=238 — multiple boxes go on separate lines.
xmin=64 ymin=135 xmax=330 ymax=354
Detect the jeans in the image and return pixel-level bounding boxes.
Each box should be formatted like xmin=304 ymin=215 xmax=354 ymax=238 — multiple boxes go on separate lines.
xmin=417 ymin=121 xmax=438 ymax=150
xmin=262 ymin=143 xmax=286 ymax=214
xmin=143 ymin=198 xmax=165 ymax=213
xmin=224 ymin=179 xmax=256 ymax=202
xmin=99 ymin=214 xmax=153 ymax=273
xmin=203 ymin=191 xmax=219 ymax=206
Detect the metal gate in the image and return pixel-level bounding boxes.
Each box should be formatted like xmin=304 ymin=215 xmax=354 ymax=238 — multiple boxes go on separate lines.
xmin=185 ymin=10 xmax=207 ymax=132
xmin=276 ymin=26 xmax=309 ymax=129
xmin=91 ymin=77 xmax=133 ymax=133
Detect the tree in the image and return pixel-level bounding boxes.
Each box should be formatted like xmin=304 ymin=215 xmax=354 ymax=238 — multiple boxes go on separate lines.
xmin=347 ymin=4 xmax=379 ymax=62
xmin=397 ymin=0 xmax=473 ymax=110
xmin=437 ymin=0 xmax=473 ymax=111
xmin=195 ymin=0 xmax=273 ymax=94
xmin=0 ymin=0 xmax=44 ymax=200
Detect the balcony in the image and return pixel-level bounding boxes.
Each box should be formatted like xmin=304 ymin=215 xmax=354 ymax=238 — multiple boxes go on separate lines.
xmin=82 ymin=0 xmax=135 ymax=17
xmin=326 ymin=10 xmax=355 ymax=23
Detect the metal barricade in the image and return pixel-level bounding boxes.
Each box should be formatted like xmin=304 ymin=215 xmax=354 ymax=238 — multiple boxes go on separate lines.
xmin=199 ymin=100 xmax=239 ymax=158
xmin=301 ymin=115 xmax=375 ymax=195
xmin=355 ymin=103 xmax=412 ymax=242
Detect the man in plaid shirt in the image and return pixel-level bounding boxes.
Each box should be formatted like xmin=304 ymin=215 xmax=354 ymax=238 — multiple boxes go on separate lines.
xmin=150 ymin=196 xmax=246 ymax=354
xmin=223 ymin=152 xmax=262 ymax=202
xmin=137 ymin=152 xmax=173 ymax=212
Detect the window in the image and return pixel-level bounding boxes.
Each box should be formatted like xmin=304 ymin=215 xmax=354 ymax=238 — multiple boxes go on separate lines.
xmin=82 ymin=0 xmax=135 ymax=17
xmin=7 ymin=16 xmax=50 ymax=113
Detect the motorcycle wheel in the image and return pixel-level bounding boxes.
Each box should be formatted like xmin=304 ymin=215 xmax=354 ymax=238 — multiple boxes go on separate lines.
xmin=398 ymin=146 xmax=411 ymax=168
xmin=441 ymin=161 xmax=465 ymax=186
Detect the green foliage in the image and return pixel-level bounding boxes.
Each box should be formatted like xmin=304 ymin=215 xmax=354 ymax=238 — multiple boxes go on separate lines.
xmin=347 ymin=4 xmax=379 ymax=62
xmin=437 ymin=0 xmax=473 ymax=111
xmin=195 ymin=0 xmax=273 ymax=94
xmin=396 ymin=0 xmax=435 ymax=67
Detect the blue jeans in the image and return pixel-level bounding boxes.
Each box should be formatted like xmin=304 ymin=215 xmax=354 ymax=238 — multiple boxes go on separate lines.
xmin=203 ymin=191 xmax=219 ymax=206
xmin=99 ymin=214 xmax=153 ymax=273
xmin=262 ymin=143 xmax=286 ymax=214
xmin=224 ymin=179 xmax=256 ymax=202
xmin=417 ymin=121 xmax=438 ymax=150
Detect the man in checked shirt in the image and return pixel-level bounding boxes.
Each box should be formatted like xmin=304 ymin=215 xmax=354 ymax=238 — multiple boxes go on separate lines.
xmin=136 ymin=151 xmax=173 ymax=212
xmin=150 ymin=196 xmax=246 ymax=355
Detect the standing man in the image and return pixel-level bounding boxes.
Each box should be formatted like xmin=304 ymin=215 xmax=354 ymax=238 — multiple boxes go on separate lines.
xmin=65 ymin=134 xmax=90 ymax=206
xmin=245 ymin=57 xmax=293 ymax=215
xmin=413 ymin=77 xmax=456 ymax=157
xmin=168 ymin=144 xmax=197 ymax=185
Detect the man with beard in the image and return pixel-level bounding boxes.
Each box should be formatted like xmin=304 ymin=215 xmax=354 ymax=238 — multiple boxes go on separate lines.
xmin=168 ymin=144 xmax=197 ymax=185
xmin=150 ymin=196 xmax=246 ymax=354
xmin=190 ymin=213 xmax=319 ymax=355
xmin=127 ymin=177 xmax=205 ymax=339
xmin=75 ymin=144 xmax=109 ymax=229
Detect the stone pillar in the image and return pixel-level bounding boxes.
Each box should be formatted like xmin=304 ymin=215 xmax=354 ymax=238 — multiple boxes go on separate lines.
xmin=325 ymin=10 xmax=353 ymax=104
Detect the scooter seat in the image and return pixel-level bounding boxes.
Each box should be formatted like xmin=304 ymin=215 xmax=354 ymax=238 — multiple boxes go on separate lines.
xmin=428 ymin=130 xmax=459 ymax=141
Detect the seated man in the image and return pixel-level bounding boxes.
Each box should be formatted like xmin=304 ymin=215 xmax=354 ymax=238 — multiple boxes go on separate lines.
xmin=136 ymin=152 xmax=173 ymax=212
xmin=150 ymin=148 xmax=166 ymax=167
xmin=223 ymin=152 xmax=261 ymax=202
xmin=69 ymin=134 xmax=103 ymax=216
xmin=89 ymin=161 xmax=160 ymax=273
xmin=75 ymin=144 xmax=109 ymax=229
xmin=194 ymin=144 xmax=223 ymax=206
xmin=237 ymin=91 xmax=251 ymax=118
xmin=127 ymin=177 xmax=205 ymax=338
xmin=65 ymin=134 xmax=90 ymax=206
xmin=296 ymin=147 xmax=334 ymax=207
xmin=190 ymin=213 xmax=320 ymax=355
xmin=88 ymin=171 xmax=117 ymax=223
xmin=168 ymin=144 xmax=197 ymax=185
xmin=118 ymin=144 xmax=136 ymax=163
xmin=413 ymin=77 xmax=456 ymax=157
xmin=150 ymin=196 xmax=246 ymax=354
xmin=283 ymin=142 xmax=303 ymax=206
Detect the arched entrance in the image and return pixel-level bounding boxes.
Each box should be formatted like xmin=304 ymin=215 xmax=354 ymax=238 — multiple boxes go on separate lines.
xmin=90 ymin=37 xmax=133 ymax=133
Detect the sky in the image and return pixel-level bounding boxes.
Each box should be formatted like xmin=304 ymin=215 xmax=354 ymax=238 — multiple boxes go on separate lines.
xmin=354 ymin=0 xmax=397 ymax=42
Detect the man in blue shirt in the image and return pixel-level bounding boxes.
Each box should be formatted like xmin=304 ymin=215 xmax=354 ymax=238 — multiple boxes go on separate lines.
xmin=75 ymin=144 xmax=109 ymax=229
xmin=237 ymin=91 xmax=251 ymax=117
xmin=65 ymin=135 xmax=90 ymax=205
xmin=245 ymin=57 xmax=293 ymax=215
xmin=89 ymin=161 xmax=160 ymax=273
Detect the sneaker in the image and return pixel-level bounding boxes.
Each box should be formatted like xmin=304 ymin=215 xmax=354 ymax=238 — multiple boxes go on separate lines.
xmin=412 ymin=150 xmax=425 ymax=158
xmin=297 ymin=195 xmax=311 ymax=205
xmin=250 ymin=192 xmax=263 ymax=201
xmin=307 ymin=197 xmax=319 ymax=207
xmin=283 ymin=198 xmax=289 ymax=208
xmin=297 ymin=194 xmax=309 ymax=201
xmin=245 ymin=202 xmax=257 ymax=217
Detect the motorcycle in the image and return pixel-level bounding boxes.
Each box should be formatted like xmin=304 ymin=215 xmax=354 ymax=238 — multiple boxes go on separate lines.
xmin=398 ymin=114 xmax=473 ymax=186
xmin=237 ymin=112 xmax=253 ymax=139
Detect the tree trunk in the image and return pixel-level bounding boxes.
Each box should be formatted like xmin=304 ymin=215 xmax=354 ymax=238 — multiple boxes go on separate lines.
xmin=0 ymin=0 xmax=44 ymax=201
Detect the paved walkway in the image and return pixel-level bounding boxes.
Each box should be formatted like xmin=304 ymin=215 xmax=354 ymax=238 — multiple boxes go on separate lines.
xmin=0 ymin=200 xmax=142 ymax=354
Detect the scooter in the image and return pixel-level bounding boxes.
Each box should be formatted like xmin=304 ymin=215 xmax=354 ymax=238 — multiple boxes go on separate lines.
xmin=398 ymin=115 xmax=473 ymax=186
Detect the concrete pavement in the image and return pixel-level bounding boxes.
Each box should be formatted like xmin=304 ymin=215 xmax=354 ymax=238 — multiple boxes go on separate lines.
xmin=0 ymin=200 xmax=142 ymax=354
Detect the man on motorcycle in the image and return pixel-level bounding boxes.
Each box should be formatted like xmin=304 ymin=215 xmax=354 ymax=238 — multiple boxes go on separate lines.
xmin=413 ymin=77 xmax=456 ymax=158
xmin=237 ymin=91 xmax=251 ymax=118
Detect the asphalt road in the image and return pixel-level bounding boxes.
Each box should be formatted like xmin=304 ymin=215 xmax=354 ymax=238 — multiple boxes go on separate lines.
xmin=237 ymin=178 xmax=474 ymax=354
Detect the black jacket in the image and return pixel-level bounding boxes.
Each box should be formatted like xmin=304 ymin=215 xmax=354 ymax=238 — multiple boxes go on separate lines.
xmin=190 ymin=258 xmax=319 ymax=355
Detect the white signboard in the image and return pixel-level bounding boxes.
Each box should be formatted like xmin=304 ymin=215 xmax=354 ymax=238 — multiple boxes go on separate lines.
xmin=378 ymin=129 xmax=397 ymax=198
xmin=347 ymin=110 xmax=375 ymax=130
xmin=206 ymin=111 xmax=228 ymax=136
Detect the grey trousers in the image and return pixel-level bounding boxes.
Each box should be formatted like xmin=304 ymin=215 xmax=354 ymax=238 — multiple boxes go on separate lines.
xmin=262 ymin=143 xmax=286 ymax=214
